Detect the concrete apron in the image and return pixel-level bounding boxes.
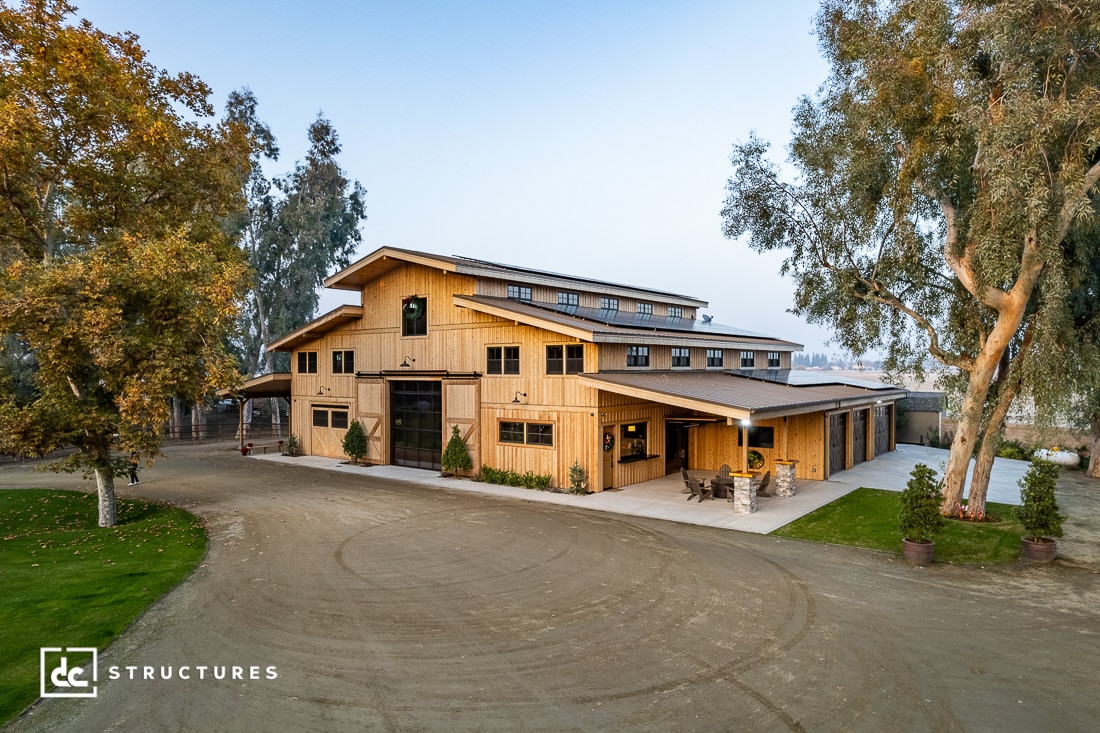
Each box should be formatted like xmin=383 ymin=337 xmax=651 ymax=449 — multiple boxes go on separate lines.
xmin=254 ymin=444 xmax=1031 ymax=535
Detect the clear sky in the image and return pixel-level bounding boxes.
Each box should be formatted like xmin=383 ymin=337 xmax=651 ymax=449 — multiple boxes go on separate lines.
xmin=74 ymin=0 xmax=839 ymax=355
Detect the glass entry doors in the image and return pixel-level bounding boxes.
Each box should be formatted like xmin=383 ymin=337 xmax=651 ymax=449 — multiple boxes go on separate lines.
xmin=390 ymin=381 xmax=442 ymax=470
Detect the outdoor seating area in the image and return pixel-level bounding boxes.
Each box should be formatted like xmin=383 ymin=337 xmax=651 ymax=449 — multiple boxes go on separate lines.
xmin=679 ymin=465 xmax=788 ymax=513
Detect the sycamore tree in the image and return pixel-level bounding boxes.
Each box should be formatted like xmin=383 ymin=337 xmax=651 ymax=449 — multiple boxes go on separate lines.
xmin=722 ymin=0 xmax=1100 ymax=514
xmin=0 ymin=0 xmax=250 ymax=526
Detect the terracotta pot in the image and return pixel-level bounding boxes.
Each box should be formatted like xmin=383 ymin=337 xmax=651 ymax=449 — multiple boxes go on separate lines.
xmin=1021 ymin=537 xmax=1057 ymax=562
xmin=902 ymin=538 xmax=935 ymax=566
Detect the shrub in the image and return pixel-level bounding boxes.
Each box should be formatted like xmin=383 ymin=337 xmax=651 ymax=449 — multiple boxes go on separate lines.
xmin=342 ymin=419 xmax=367 ymax=464
xmin=283 ymin=434 xmax=302 ymax=457
xmin=567 ymin=460 xmax=588 ymax=494
xmin=478 ymin=464 xmax=552 ymax=491
xmin=898 ymin=463 xmax=944 ymax=542
xmin=440 ymin=425 xmax=473 ymax=474
xmin=1017 ymin=458 xmax=1064 ymax=540
xmin=995 ymin=439 xmax=1032 ymax=461
xmin=925 ymin=427 xmax=955 ymax=450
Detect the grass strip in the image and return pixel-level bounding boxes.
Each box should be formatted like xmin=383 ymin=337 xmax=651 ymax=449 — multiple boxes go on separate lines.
xmin=770 ymin=488 xmax=1023 ymax=564
xmin=0 ymin=489 xmax=206 ymax=725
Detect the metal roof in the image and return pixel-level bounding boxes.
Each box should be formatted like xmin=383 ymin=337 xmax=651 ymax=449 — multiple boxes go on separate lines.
xmin=577 ymin=370 xmax=907 ymax=421
xmin=454 ymin=295 xmax=803 ymax=349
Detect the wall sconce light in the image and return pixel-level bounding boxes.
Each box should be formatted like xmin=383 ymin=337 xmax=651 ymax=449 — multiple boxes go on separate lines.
xmin=317 ymin=386 xmax=331 ymax=395
xmin=400 ymin=356 xmax=415 ymax=368
xmin=512 ymin=391 xmax=527 ymax=404
xmin=740 ymin=418 xmax=751 ymax=427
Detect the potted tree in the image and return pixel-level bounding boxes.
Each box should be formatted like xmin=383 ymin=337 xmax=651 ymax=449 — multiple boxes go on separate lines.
xmin=1017 ymin=458 xmax=1064 ymax=562
xmin=898 ymin=463 xmax=944 ymax=565
xmin=441 ymin=425 xmax=473 ymax=477
xmin=342 ymin=419 xmax=368 ymax=465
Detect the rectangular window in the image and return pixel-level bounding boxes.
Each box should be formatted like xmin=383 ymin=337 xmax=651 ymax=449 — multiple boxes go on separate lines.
xmin=637 ymin=302 xmax=653 ymax=315
xmin=565 ymin=344 xmax=584 ymax=374
xmin=312 ymin=409 xmax=328 ymax=428
xmin=526 ymin=423 xmax=554 ymax=446
xmin=671 ymin=347 xmax=690 ymax=368
xmin=741 ymin=351 xmax=755 ymax=369
xmin=558 ymin=291 xmax=579 ymax=307
xmin=401 ymin=296 xmax=427 ymax=336
xmin=499 ymin=421 xmax=525 ymax=444
xmin=507 ymin=284 xmax=532 ymax=301
xmin=668 ymin=306 xmax=683 ymax=318
xmin=621 ymin=422 xmax=648 ymax=458
xmin=331 ymin=411 xmax=349 ymax=430
xmin=626 ymin=345 xmax=650 ymax=367
xmin=600 ymin=297 xmax=619 ymax=311
xmin=768 ymin=351 xmax=781 ymax=368
xmin=546 ymin=344 xmax=585 ymax=374
xmin=332 ymin=350 xmax=354 ymax=374
xmin=499 ymin=421 xmax=554 ymax=447
xmin=706 ymin=349 xmax=724 ymax=368
xmin=487 ymin=346 xmax=520 ymax=375
xmin=297 ymin=351 xmax=318 ymax=374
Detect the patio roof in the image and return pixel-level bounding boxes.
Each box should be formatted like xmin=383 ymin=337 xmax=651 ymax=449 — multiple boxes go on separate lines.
xmin=217 ymin=373 xmax=292 ymax=400
xmin=577 ymin=370 xmax=907 ymax=422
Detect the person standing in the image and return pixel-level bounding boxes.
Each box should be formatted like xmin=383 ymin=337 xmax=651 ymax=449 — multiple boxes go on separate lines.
xmin=128 ymin=453 xmax=140 ymax=486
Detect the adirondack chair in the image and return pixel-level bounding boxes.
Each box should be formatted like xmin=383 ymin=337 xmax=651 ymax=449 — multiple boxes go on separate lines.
xmin=681 ymin=468 xmax=712 ymax=502
xmin=714 ymin=464 xmax=734 ymax=500
xmin=756 ymin=470 xmax=772 ymax=497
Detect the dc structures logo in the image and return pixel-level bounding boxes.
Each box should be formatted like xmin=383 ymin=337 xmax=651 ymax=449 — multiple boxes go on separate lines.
xmin=40 ymin=648 xmax=98 ymax=698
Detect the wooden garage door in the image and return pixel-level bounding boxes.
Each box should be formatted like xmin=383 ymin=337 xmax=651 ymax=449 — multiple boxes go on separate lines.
xmin=829 ymin=413 xmax=847 ymax=476
xmin=852 ymin=409 xmax=868 ymax=465
xmin=875 ymin=405 xmax=890 ymax=456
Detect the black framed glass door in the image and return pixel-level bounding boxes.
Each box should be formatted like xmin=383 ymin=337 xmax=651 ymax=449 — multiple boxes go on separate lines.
xmin=390 ymin=381 xmax=442 ymax=470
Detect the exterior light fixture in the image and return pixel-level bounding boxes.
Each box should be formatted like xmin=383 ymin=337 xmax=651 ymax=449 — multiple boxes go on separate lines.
xmin=740 ymin=418 xmax=751 ymax=426
xmin=317 ymin=386 xmax=331 ymax=395
xmin=400 ymin=356 xmax=415 ymax=368
xmin=512 ymin=391 xmax=527 ymax=404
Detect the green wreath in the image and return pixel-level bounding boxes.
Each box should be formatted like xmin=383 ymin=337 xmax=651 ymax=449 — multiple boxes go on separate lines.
xmin=402 ymin=296 xmax=424 ymax=320
xmin=747 ymin=450 xmax=765 ymax=470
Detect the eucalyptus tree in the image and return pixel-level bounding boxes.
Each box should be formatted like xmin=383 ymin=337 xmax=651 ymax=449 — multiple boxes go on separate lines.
xmin=0 ymin=0 xmax=250 ymax=526
xmin=722 ymin=0 xmax=1100 ymax=512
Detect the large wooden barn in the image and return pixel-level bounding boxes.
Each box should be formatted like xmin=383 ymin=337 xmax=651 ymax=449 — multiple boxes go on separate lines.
xmin=239 ymin=247 xmax=906 ymax=491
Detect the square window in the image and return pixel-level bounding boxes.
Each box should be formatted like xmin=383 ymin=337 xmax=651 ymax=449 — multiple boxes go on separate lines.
xmin=740 ymin=351 xmax=755 ymax=369
xmin=768 ymin=351 xmax=782 ymax=368
xmin=706 ymin=349 xmax=724 ymax=368
xmin=626 ymin=345 xmax=649 ymax=367
xmin=600 ymin=297 xmax=619 ymax=310
xmin=402 ymin=296 xmax=427 ymax=336
xmin=526 ymin=423 xmax=554 ymax=446
xmin=668 ymin=306 xmax=683 ymax=318
xmin=558 ymin=291 xmax=579 ymax=307
xmin=503 ymin=346 xmax=520 ymax=374
xmin=312 ymin=409 xmax=328 ymax=428
xmin=499 ymin=421 xmax=525 ymax=444
xmin=331 ymin=411 xmax=349 ymax=430
xmin=487 ymin=346 xmax=502 ymax=374
xmin=621 ymin=422 xmax=647 ymax=457
xmin=297 ymin=351 xmax=318 ymax=374
xmin=671 ymin=347 xmax=690 ymax=368
xmin=636 ymin=302 xmax=653 ymax=315
xmin=332 ymin=350 xmax=354 ymax=374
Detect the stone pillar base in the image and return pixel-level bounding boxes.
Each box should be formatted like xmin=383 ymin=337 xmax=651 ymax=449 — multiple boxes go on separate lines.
xmin=731 ymin=473 xmax=757 ymax=514
xmin=773 ymin=460 xmax=798 ymax=498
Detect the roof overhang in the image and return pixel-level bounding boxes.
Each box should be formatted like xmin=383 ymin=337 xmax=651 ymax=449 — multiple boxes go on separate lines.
xmin=578 ymin=371 xmax=907 ymax=422
xmin=453 ymin=294 xmax=596 ymax=341
xmin=267 ymin=305 xmax=365 ymax=352
xmin=324 ymin=247 xmax=460 ymax=291
xmin=217 ymin=373 xmax=292 ymax=400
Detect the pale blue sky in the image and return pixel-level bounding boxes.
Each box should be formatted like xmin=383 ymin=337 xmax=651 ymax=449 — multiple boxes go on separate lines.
xmin=75 ymin=0 xmax=839 ymax=354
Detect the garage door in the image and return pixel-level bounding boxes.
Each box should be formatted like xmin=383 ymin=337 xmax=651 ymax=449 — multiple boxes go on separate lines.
xmin=829 ymin=412 xmax=847 ymax=476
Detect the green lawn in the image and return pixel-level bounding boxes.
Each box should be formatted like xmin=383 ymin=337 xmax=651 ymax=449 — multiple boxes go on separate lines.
xmin=770 ymin=488 xmax=1024 ymax=564
xmin=0 ymin=490 xmax=206 ymax=725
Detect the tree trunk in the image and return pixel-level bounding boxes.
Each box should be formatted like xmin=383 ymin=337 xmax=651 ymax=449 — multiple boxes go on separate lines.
xmin=95 ymin=467 xmax=118 ymax=527
xmin=1089 ymin=416 xmax=1100 ymax=479
xmin=966 ymin=346 xmax=1026 ymax=517
xmin=191 ymin=404 xmax=208 ymax=440
xmin=270 ymin=397 xmax=282 ymax=438
xmin=169 ymin=396 xmax=184 ymax=439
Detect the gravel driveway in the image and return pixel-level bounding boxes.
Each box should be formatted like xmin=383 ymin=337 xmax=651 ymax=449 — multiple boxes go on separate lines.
xmin=4 ymin=442 xmax=1099 ymax=732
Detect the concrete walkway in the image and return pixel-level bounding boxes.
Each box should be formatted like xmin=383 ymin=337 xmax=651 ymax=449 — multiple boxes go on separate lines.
xmin=256 ymin=444 xmax=1031 ymax=534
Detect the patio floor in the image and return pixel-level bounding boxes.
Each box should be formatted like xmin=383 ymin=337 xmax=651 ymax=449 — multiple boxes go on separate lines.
xmin=256 ymin=444 xmax=1032 ymax=535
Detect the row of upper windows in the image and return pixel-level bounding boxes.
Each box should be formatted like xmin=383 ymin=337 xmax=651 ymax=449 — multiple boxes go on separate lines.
xmin=506 ymin=284 xmax=684 ymax=318
xmin=297 ymin=346 xmax=784 ymax=374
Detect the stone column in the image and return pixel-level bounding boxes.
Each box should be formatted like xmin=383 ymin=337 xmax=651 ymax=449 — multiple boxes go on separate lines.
xmin=731 ymin=472 xmax=757 ymax=514
xmin=773 ymin=460 xmax=797 ymax=498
